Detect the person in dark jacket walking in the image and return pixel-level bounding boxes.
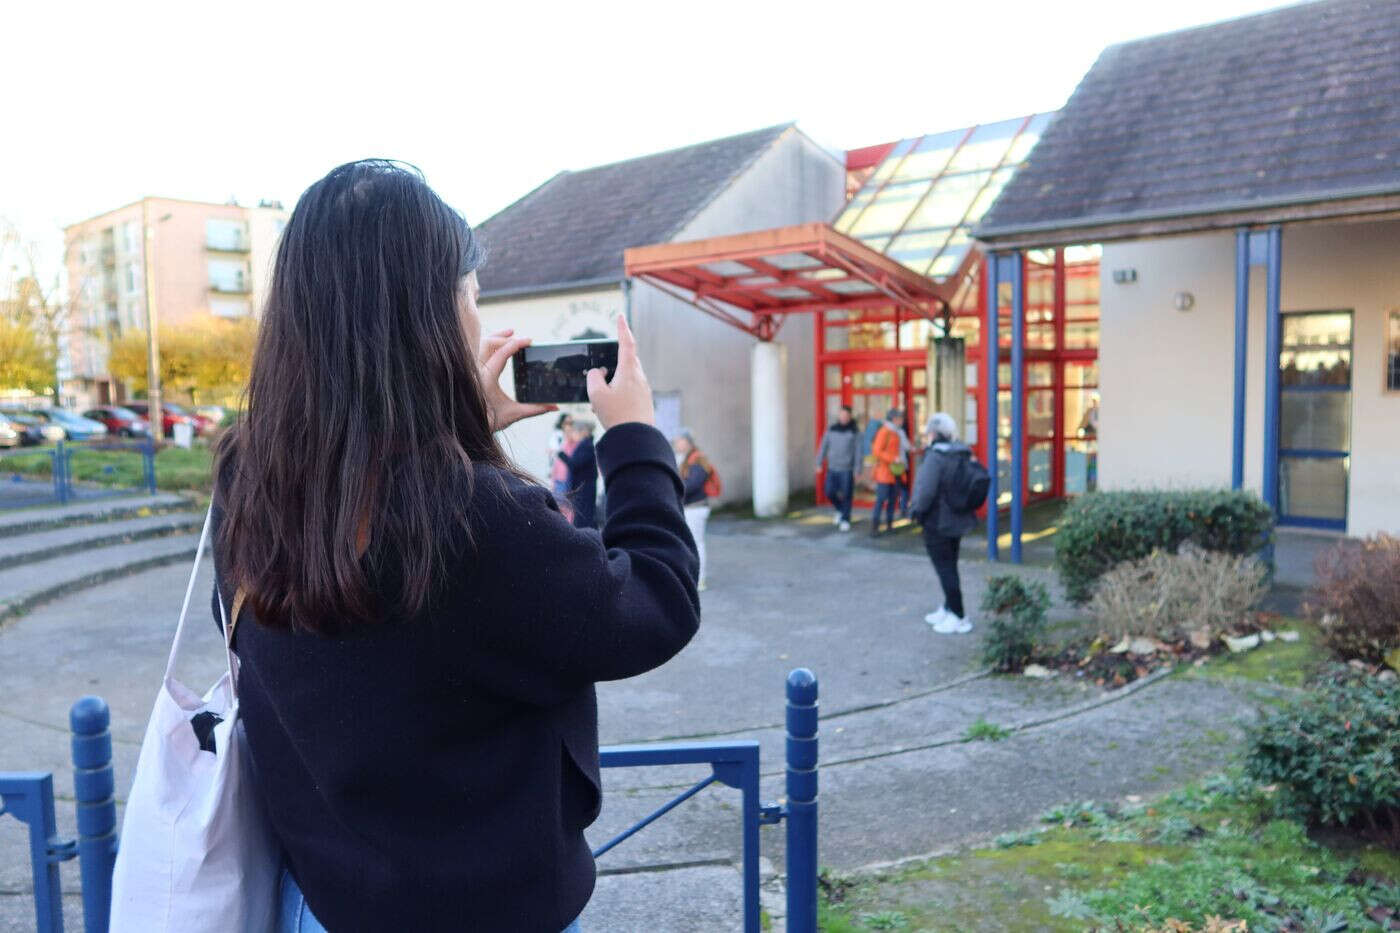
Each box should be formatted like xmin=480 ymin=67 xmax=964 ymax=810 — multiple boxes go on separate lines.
xmin=559 ymin=419 xmax=599 ymax=529
xmin=816 ymin=405 xmax=859 ymax=530
xmin=209 ymin=160 xmax=699 ymax=933
xmin=909 ymin=411 xmax=978 ymax=634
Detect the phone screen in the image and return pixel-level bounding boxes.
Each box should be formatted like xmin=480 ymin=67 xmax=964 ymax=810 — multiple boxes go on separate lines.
xmin=512 ymin=340 xmax=619 ymax=404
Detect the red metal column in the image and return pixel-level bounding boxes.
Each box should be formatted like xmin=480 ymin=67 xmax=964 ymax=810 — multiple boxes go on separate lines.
xmin=1052 ymin=248 xmax=1067 ymax=499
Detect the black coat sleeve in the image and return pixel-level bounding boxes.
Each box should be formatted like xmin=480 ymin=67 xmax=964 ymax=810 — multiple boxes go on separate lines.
xmin=454 ymin=422 xmax=701 ymax=706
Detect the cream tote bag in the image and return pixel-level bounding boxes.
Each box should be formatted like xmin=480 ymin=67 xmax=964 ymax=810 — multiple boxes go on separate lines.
xmin=109 ymin=507 xmax=278 ymax=932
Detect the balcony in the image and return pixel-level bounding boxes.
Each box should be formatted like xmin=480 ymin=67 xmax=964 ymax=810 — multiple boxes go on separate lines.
xmin=99 ymin=247 xmax=116 ymax=267
xmin=208 ymin=280 xmax=252 ymax=295
xmin=205 ymin=236 xmax=251 ymax=253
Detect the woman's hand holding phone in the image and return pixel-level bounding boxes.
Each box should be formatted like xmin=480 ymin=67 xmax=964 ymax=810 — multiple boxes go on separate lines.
xmin=586 ymin=316 xmax=654 ymax=429
xmin=479 ymin=330 xmax=557 ymax=432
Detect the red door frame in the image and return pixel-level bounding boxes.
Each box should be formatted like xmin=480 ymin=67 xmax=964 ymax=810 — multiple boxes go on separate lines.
xmin=813 ymin=251 xmax=1100 ymax=510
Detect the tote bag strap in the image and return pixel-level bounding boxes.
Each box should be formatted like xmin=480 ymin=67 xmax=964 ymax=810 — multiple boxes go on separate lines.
xmin=165 ymin=504 xmax=244 ymax=698
xmin=163 ymin=505 xmax=214 ymax=683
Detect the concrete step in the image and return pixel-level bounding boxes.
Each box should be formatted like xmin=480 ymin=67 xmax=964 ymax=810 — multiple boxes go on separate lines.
xmin=0 ymin=533 xmax=199 ymax=625
xmin=0 ymin=512 xmax=204 ymax=570
xmin=0 ymin=493 xmax=193 ymax=538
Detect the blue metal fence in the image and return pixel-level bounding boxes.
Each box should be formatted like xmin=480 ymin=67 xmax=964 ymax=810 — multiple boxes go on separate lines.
xmin=1 ymin=670 xmax=818 ymax=932
xmin=0 ymin=439 xmax=157 ymax=510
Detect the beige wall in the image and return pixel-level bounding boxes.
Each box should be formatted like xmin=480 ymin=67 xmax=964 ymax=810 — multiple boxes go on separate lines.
xmin=1098 ymin=219 xmax=1400 ymax=535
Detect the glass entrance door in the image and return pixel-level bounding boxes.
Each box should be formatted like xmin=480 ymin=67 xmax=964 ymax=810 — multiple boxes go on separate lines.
xmin=816 ymin=360 xmax=923 ymax=504
xmin=1277 ymin=310 xmax=1352 ymax=529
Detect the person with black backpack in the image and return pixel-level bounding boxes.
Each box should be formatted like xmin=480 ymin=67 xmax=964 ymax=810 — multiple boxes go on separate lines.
xmin=910 ymin=412 xmax=990 ymax=634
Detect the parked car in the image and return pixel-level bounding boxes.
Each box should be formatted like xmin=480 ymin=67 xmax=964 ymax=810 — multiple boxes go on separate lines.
xmin=158 ymin=402 xmax=218 ymax=436
xmin=124 ymin=402 xmax=200 ymax=439
xmin=5 ymin=410 xmax=68 ymax=443
xmin=0 ymin=411 xmax=50 ymax=446
xmin=0 ymin=416 xmax=22 ymax=448
xmin=33 ymin=409 xmax=109 ymax=441
xmin=195 ymin=405 xmax=226 ymax=427
xmin=82 ymin=406 xmax=150 ymax=437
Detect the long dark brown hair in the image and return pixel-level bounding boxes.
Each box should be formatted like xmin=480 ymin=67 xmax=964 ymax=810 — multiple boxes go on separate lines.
xmin=216 ymin=160 xmax=512 ymax=633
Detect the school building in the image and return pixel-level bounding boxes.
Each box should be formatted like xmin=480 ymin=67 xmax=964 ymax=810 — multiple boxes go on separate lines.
xmin=481 ymin=0 xmax=1397 ymax=552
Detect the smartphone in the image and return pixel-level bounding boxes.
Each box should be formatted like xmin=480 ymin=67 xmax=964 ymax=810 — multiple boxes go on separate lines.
xmin=512 ymin=340 xmax=619 ymax=404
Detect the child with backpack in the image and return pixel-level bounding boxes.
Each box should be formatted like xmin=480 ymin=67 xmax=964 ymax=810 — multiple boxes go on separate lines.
xmin=673 ymin=429 xmax=720 ymax=591
xmin=909 ymin=412 xmax=990 ymax=634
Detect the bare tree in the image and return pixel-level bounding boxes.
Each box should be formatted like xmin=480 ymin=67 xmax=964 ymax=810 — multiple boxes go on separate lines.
xmin=0 ymin=218 xmax=79 ymax=403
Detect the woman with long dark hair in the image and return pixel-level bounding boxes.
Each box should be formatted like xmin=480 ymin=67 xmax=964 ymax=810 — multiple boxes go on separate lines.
xmin=211 ymin=160 xmax=699 ymax=932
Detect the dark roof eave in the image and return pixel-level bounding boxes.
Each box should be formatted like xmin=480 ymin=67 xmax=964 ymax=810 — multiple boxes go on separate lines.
xmin=975 ymin=182 xmax=1400 ymax=247
xmin=479 ymin=275 xmax=622 ymax=303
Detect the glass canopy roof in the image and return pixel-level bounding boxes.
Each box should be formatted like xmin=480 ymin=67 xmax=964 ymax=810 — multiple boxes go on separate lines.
xmin=833 ymin=113 xmax=1053 ymax=282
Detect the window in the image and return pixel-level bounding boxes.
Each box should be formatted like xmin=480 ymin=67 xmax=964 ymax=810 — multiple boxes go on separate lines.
xmin=125 ymin=263 xmax=137 ymax=293
xmin=1388 ymin=310 xmax=1400 ymax=392
xmin=206 ymin=218 xmax=248 ymax=251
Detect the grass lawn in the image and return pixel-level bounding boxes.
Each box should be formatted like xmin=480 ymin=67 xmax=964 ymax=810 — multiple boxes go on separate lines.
xmin=818 ymin=773 xmax=1400 ymax=931
xmin=0 ymin=444 xmax=214 ymax=493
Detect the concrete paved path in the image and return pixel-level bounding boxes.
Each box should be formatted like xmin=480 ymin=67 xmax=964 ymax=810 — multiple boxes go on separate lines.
xmin=0 ymin=516 xmax=1269 ymax=931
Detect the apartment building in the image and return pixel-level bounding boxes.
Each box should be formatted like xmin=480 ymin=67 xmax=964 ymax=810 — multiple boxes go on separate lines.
xmin=63 ymin=197 xmax=286 ymax=406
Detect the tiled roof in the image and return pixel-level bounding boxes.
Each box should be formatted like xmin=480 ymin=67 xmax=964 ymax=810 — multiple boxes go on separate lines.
xmin=476 ymin=124 xmax=793 ymax=297
xmin=977 ymin=0 xmax=1400 ymax=240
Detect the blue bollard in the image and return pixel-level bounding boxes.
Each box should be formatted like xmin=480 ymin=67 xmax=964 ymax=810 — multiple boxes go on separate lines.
xmin=52 ymin=441 xmax=68 ymax=505
xmin=785 ymin=669 xmax=818 ymax=933
xmin=69 ymin=697 xmax=116 ymax=933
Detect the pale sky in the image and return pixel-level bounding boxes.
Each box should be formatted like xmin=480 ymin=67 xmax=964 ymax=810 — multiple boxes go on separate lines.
xmin=3 ymin=0 xmax=1292 ymax=273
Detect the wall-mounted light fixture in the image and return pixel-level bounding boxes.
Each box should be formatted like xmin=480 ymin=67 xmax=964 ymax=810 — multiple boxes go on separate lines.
xmin=1112 ymin=268 xmax=1137 ymax=284
xmin=1174 ymin=291 xmax=1196 ymax=312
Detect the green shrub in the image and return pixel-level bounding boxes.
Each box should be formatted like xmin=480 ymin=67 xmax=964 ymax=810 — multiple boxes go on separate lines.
xmin=1088 ymin=545 xmax=1268 ymax=642
xmin=1055 ymin=489 xmax=1274 ymax=604
xmin=1309 ymin=534 xmax=1400 ymax=665
xmin=979 ymin=575 xmax=1050 ymax=672
xmin=1245 ymin=675 xmax=1400 ymax=845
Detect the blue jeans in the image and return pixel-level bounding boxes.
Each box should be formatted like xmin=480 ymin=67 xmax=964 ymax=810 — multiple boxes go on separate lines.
xmin=871 ymin=482 xmax=898 ymax=531
xmin=824 ymin=470 xmax=853 ymax=522
xmin=278 ymin=867 xmax=583 ymax=932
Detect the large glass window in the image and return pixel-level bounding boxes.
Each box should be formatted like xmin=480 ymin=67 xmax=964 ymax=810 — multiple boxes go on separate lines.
xmin=1277 ymin=311 xmax=1352 ymax=528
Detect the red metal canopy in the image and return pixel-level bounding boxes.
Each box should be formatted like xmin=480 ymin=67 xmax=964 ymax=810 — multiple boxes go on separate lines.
xmin=623 ymin=222 xmax=966 ymax=340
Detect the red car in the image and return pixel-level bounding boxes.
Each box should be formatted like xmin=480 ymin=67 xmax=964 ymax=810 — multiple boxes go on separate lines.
xmin=125 ymin=402 xmax=197 ymax=439
xmin=82 ymin=406 xmax=150 ymax=437
xmin=161 ymin=402 xmax=219 ymax=436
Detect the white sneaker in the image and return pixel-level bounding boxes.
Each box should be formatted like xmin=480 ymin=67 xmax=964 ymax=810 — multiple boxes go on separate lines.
xmin=949 ymin=613 xmax=973 ymax=634
xmin=925 ymin=608 xmax=950 ymax=628
xmin=932 ymin=613 xmax=962 ymax=634
xmin=839 ymin=520 xmax=851 ymax=532
xmin=833 ymin=514 xmax=841 ymax=526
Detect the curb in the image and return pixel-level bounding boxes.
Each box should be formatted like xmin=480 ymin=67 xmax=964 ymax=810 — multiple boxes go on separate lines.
xmin=0 ymin=544 xmax=199 ymax=629
xmin=0 ymin=496 xmax=196 ymax=539
xmin=0 ymin=517 xmax=203 ymax=571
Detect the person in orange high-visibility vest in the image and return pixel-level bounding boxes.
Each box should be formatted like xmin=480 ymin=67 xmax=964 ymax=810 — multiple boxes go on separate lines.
xmin=869 ymin=408 xmax=904 ymax=536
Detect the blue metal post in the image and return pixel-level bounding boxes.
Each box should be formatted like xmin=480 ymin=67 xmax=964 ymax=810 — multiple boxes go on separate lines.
xmin=983 ymin=257 xmax=1000 ymax=561
xmin=1232 ymin=229 xmax=1250 ymax=490
xmin=145 ymin=437 xmax=158 ymax=494
xmin=0 ymin=773 xmax=66 ymax=932
xmin=785 ymin=669 xmax=818 ymax=933
xmin=53 ymin=441 xmax=68 ymax=505
xmin=70 ymin=697 xmax=116 ymax=933
xmin=1009 ymin=252 xmax=1025 ymax=564
xmin=1261 ymin=225 xmax=1283 ymax=514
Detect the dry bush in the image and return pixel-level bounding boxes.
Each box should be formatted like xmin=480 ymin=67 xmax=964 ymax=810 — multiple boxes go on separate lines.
xmin=1089 ymin=545 xmax=1268 ymax=643
xmin=1309 ymin=533 xmax=1400 ymax=664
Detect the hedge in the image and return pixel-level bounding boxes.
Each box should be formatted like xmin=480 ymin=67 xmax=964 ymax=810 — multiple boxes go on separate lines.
xmin=1055 ymin=488 xmax=1274 ymax=604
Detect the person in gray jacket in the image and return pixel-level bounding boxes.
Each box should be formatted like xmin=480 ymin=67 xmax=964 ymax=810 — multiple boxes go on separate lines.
xmin=816 ymin=406 xmax=860 ymax=530
xmin=909 ymin=412 xmax=978 ymax=633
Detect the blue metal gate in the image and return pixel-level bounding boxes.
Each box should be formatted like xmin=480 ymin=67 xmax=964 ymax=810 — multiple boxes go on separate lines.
xmin=1 ymin=671 xmax=819 ymax=933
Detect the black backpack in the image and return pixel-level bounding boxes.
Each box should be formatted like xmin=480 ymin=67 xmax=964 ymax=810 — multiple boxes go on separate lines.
xmin=942 ymin=451 xmax=991 ymax=512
